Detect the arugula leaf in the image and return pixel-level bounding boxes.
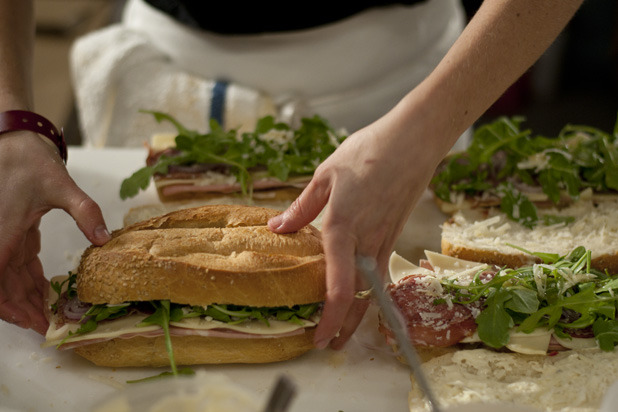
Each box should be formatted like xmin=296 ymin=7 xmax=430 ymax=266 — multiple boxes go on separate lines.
xmin=180 ymin=303 xmax=320 ymax=327
xmin=431 ymin=115 xmax=618 ymax=228
xmin=440 ymin=246 xmax=618 ymax=351
xmin=50 ymin=272 xmax=77 ymax=312
xmin=505 ymin=243 xmax=560 ymax=264
xmin=517 ymin=280 xmax=605 ymax=333
xmin=497 ymin=183 xmax=538 ymax=229
xmin=139 ymin=300 xmax=177 ymax=375
xmin=593 ymin=318 xmax=618 ymax=351
xmin=504 ymin=288 xmax=539 ymax=314
xmin=126 ymin=367 xmax=195 ymax=384
xmin=476 ymin=289 xmax=514 ymax=348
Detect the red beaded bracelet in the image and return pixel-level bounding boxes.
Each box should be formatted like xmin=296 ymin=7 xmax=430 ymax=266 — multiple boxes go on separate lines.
xmin=0 ymin=110 xmax=67 ymax=163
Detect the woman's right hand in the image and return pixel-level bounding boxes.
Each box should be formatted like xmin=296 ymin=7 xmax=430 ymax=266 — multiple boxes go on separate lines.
xmin=0 ymin=131 xmax=111 ymax=335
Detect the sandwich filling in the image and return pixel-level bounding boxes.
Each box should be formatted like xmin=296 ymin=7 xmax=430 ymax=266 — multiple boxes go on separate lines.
xmin=44 ymin=273 xmax=322 ymax=350
xmin=120 ymin=112 xmax=346 ymax=200
xmin=379 ymin=246 xmax=618 ymax=355
xmin=431 ymin=116 xmax=618 ymax=228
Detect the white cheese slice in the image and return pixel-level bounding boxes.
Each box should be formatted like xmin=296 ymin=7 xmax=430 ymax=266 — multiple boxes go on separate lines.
xmin=171 ymin=317 xmax=315 ymax=335
xmin=552 ymin=334 xmax=597 ymax=350
xmin=388 ymin=251 xmax=433 ymax=283
xmin=505 ymin=329 xmax=552 ymax=355
xmin=460 ymin=328 xmax=552 ymax=355
xmin=150 ymin=133 xmax=177 ymax=150
xmin=424 ymin=250 xmax=484 ymax=273
xmin=43 ymin=314 xmax=316 ymax=348
xmin=43 ymin=314 xmax=158 ymax=347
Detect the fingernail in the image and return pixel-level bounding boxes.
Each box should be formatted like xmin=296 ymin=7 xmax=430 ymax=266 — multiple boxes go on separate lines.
xmin=95 ymin=225 xmax=111 ymax=241
xmin=268 ymin=215 xmax=284 ymax=230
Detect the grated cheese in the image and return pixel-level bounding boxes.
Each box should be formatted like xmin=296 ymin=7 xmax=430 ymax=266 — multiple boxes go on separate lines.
xmin=443 ymin=199 xmax=618 ymax=258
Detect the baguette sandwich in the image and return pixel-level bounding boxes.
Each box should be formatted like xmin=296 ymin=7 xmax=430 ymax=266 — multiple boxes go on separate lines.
xmin=379 ymin=248 xmax=618 ymax=411
xmin=119 ymin=112 xmax=345 ymax=203
xmin=43 ymin=204 xmax=326 ymax=368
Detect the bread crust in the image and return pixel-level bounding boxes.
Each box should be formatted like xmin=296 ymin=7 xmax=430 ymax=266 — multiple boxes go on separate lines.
xmin=77 ymin=204 xmax=326 ymax=306
xmin=442 ymin=232 xmax=618 ymax=273
xmin=441 ymin=239 xmax=537 ymax=269
xmin=73 ymin=329 xmax=316 ymax=367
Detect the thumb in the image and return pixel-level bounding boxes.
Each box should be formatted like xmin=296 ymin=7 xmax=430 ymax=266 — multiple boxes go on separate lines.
xmin=57 ymin=184 xmax=111 ymax=246
xmin=268 ymin=179 xmax=330 ymax=233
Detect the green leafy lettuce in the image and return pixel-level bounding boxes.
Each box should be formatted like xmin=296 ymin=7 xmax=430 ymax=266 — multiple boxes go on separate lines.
xmin=431 ymin=114 xmax=618 ymax=228
xmin=440 ymin=246 xmax=618 ymax=350
xmin=53 ymin=277 xmax=321 ymax=377
xmin=120 ymin=112 xmax=346 ymax=199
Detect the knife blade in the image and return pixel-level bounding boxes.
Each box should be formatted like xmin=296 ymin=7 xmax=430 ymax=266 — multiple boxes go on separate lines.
xmin=356 ymin=255 xmax=442 ymax=412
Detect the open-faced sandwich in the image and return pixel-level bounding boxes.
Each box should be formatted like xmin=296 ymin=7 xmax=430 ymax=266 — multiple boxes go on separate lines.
xmin=380 ymin=247 xmax=618 ymax=411
xmin=430 ymin=115 xmax=618 ymax=228
xmin=119 ymin=112 xmax=345 ymax=204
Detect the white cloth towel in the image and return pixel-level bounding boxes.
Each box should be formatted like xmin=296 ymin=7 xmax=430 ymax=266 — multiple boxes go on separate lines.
xmin=70 ymin=27 xmax=277 ymax=147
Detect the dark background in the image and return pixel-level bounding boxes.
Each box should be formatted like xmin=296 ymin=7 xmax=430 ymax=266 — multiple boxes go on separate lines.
xmin=464 ymin=0 xmax=618 ymax=136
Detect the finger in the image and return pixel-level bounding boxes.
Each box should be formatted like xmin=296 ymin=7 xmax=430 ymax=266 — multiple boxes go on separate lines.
xmin=268 ymin=177 xmax=330 ymax=234
xmin=0 ymin=270 xmax=48 ymax=335
xmin=313 ymin=228 xmax=356 ymax=349
xmin=0 ymin=299 xmax=47 ymax=335
xmin=25 ymin=292 xmax=49 ymax=335
xmin=26 ymin=253 xmax=50 ymax=335
xmin=53 ymin=180 xmax=111 ymax=246
xmin=329 ymin=297 xmax=370 ymax=350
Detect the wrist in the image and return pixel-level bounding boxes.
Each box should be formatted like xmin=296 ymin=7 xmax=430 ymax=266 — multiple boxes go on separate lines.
xmin=0 ymin=110 xmax=67 ymax=163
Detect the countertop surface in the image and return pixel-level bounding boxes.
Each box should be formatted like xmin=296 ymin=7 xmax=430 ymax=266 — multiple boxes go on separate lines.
xmin=0 ymin=147 xmax=448 ymax=412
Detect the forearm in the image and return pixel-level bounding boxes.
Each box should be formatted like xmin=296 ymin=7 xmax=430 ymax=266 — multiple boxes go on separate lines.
xmin=395 ymin=0 xmax=584 ymax=158
xmin=0 ymin=0 xmax=35 ymax=111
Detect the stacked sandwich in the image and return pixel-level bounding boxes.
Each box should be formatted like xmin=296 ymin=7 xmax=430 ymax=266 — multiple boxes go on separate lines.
xmin=379 ymin=116 xmax=618 ymax=411
xmin=43 ymin=204 xmax=326 ymax=369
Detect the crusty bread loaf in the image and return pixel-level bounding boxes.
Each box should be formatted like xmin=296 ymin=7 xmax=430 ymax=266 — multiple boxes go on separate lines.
xmin=123 ymin=199 xmax=288 ymax=227
xmin=441 ymin=199 xmax=618 ymax=273
xmin=73 ymin=330 xmax=316 ymax=367
xmin=78 ymin=204 xmax=326 ymax=307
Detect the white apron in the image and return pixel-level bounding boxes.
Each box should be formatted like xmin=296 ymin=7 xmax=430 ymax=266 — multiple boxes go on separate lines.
xmin=71 ymin=0 xmax=465 ymax=147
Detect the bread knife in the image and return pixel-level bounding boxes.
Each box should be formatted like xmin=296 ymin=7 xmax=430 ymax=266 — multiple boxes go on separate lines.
xmin=356 ymin=255 xmax=442 ymax=412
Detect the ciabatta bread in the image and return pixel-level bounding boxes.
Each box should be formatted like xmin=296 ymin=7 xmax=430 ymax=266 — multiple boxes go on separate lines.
xmin=78 ymin=204 xmax=326 ymax=307
xmin=441 ymin=199 xmax=618 ymax=272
